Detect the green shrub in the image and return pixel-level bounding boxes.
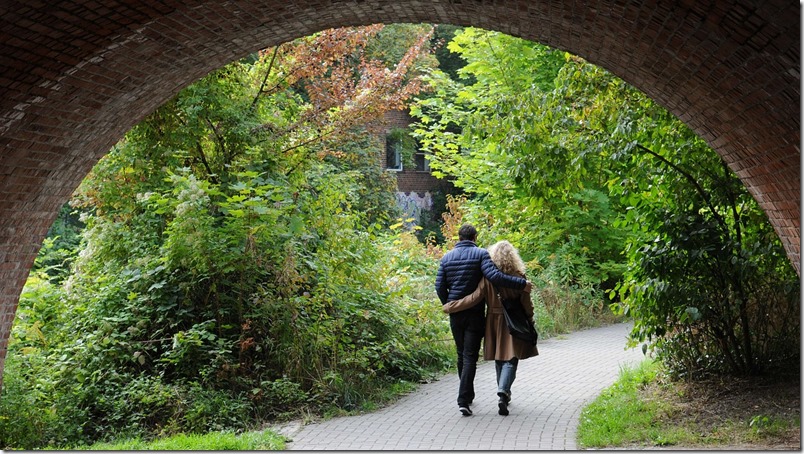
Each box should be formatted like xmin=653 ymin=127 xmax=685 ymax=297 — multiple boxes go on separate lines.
xmin=0 ymin=356 xmax=60 ymax=449
xmin=181 ymin=382 xmax=253 ymax=433
xmin=615 ymin=201 xmax=800 ymax=377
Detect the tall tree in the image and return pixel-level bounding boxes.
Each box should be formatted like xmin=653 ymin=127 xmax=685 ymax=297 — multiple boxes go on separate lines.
xmin=411 ymin=27 xmax=799 ymax=376
xmin=411 ymin=28 xmax=623 ymax=287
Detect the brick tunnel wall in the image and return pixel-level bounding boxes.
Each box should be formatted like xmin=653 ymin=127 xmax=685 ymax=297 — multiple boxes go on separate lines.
xmin=0 ymin=0 xmax=799 ymax=385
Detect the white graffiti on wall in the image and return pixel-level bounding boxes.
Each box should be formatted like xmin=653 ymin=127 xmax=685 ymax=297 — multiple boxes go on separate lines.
xmin=395 ymin=191 xmax=433 ymax=224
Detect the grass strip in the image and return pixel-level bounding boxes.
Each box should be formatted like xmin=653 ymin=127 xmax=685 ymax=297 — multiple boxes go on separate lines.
xmin=578 ymin=358 xmax=800 ymax=449
xmin=78 ymin=429 xmax=285 ymax=450
xmin=577 ymin=358 xmax=690 ymax=448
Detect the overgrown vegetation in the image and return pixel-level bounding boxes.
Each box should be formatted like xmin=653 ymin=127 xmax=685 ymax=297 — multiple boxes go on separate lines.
xmin=0 ymin=24 xmax=453 ymax=450
xmin=0 ymin=24 xmax=798 ymax=450
xmin=411 ymin=27 xmax=798 ymax=377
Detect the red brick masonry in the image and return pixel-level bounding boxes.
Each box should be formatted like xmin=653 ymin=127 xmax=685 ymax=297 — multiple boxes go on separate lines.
xmin=0 ymin=0 xmax=798 ymax=385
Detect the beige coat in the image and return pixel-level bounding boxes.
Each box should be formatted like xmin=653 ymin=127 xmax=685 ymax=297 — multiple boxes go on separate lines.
xmin=443 ymin=277 xmax=539 ymax=361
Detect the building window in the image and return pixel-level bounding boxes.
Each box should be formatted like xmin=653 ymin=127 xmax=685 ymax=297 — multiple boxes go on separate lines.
xmin=414 ymin=151 xmax=430 ymax=171
xmin=386 ymin=135 xmax=403 ymax=171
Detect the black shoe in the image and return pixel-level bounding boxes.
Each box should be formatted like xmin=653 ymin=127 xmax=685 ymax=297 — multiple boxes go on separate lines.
xmin=459 ymin=406 xmax=473 ymax=416
xmin=498 ymin=399 xmax=509 ymax=416
xmin=497 ymin=391 xmax=511 ymax=404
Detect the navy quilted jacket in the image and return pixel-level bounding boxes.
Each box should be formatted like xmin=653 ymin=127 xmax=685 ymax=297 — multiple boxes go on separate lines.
xmin=435 ymin=240 xmax=527 ymax=313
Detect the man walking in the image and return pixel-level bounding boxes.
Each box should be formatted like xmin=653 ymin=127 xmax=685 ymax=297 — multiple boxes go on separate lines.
xmin=435 ymin=224 xmax=532 ymax=416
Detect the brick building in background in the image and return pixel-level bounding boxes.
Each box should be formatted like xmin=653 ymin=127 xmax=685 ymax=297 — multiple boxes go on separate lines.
xmin=380 ymin=108 xmax=455 ymax=224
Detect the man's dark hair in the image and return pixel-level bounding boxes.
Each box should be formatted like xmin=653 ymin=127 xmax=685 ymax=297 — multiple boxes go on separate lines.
xmin=458 ymin=224 xmax=477 ymax=241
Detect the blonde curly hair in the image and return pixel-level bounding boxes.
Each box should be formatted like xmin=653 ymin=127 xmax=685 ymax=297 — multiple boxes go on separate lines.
xmin=488 ymin=240 xmax=526 ymax=276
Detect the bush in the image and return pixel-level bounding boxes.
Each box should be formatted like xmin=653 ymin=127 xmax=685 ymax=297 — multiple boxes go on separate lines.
xmin=616 ymin=201 xmax=800 ymax=378
xmin=0 ymin=355 xmax=60 ymax=449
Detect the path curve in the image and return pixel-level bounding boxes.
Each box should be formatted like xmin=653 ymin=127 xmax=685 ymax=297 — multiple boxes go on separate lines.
xmin=284 ymin=322 xmax=644 ymax=450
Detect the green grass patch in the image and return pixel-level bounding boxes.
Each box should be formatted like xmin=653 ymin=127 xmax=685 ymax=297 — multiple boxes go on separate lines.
xmin=578 ymin=359 xmax=801 ymax=449
xmin=577 ymin=359 xmax=693 ymax=448
xmin=75 ymin=429 xmax=285 ymax=450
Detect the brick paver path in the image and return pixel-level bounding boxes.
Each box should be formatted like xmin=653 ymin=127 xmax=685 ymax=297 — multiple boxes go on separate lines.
xmin=284 ymin=322 xmax=644 ymax=450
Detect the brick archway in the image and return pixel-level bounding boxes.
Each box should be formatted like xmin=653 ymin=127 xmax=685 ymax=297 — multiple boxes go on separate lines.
xmin=0 ymin=1 xmax=799 ymax=383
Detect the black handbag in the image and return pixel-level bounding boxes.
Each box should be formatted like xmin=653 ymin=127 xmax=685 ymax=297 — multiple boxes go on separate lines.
xmin=499 ymin=293 xmax=538 ymax=346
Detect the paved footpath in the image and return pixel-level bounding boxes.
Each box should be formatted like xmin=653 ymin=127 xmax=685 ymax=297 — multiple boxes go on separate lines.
xmin=284 ymin=322 xmax=645 ymax=450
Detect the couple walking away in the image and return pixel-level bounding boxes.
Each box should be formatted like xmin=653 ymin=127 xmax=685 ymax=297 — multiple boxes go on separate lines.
xmin=435 ymin=224 xmax=539 ymax=417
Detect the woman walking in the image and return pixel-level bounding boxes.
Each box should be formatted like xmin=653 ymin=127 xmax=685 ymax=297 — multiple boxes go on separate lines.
xmin=442 ymin=240 xmax=539 ymax=415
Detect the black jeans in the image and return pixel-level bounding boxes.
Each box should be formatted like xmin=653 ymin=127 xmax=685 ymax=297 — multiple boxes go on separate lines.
xmin=449 ymin=311 xmax=485 ymax=407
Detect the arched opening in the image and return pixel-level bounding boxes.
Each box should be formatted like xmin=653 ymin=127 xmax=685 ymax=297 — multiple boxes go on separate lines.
xmin=0 ymin=0 xmax=798 ymax=393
